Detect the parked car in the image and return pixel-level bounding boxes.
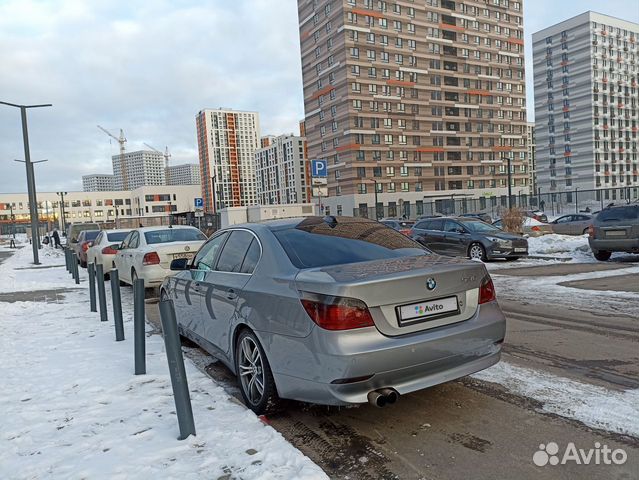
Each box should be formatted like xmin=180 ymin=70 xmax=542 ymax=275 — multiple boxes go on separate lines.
xmin=588 ymin=204 xmax=639 ymax=261
xmin=114 ymin=226 xmax=207 ymax=287
xmin=411 ymin=217 xmax=528 ymax=261
xmin=86 ymin=229 xmax=132 ymax=276
xmin=524 ymin=210 xmax=548 ymax=223
xmin=549 ymin=214 xmax=593 ymax=235
xmin=72 ymin=230 xmax=100 ymax=267
xmin=459 ymin=213 xmax=493 ymax=224
xmin=66 ymin=222 xmax=100 ymax=245
xmin=492 ymin=217 xmax=553 ymax=237
xmin=161 ymin=216 xmax=506 ymax=414
xmin=380 ymin=218 xmax=415 ymax=235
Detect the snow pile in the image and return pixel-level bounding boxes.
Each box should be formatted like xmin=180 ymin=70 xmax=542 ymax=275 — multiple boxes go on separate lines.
xmin=526 ymin=233 xmax=592 ymax=261
xmin=0 ymin=246 xmax=326 ymax=479
xmin=473 ymin=362 xmax=639 ymax=437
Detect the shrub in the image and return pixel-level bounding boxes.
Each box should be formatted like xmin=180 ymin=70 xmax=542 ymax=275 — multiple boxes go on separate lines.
xmin=501 ymin=208 xmax=524 ymax=234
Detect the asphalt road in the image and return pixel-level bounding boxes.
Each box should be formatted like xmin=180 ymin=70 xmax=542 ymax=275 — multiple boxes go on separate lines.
xmin=145 ymin=261 xmax=639 ymax=479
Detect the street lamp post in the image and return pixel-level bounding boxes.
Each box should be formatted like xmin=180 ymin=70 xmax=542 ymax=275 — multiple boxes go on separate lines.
xmin=373 ymin=180 xmax=380 ymax=220
xmin=1 ymin=101 xmax=52 ymax=264
xmin=501 ymin=156 xmax=513 ymax=210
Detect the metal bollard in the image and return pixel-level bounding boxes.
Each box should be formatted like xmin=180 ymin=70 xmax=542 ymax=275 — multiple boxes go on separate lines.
xmin=88 ymin=263 xmax=97 ymax=313
xmin=66 ymin=249 xmax=72 ymax=274
xmin=110 ymin=269 xmax=125 ymax=341
xmin=133 ymin=278 xmax=146 ymax=375
xmin=159 ymin=299 xmax=196 ymax=440
xmin=72 ymin=253 xmax=80 ymax=285
xmin=64 ymin=248 xmax=70 ymax=272
xmin=96 ymin=263 xmax=108 ymax=322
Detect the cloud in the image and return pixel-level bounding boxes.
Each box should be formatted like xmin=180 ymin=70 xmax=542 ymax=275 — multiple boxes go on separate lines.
xmin=0 ymin=0 xmax=304 ymax=193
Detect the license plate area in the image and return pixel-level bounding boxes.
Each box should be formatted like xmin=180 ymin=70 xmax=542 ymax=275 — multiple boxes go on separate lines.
xmin=396 ymin=296 xmax=460 ymax=327
xmin=514 ymin=247 xmax=527 ymax=252
xmin=172 ymin=253 xmax=194 ymax=260
xmin=605 ymin=230 xmax=627 ymax=237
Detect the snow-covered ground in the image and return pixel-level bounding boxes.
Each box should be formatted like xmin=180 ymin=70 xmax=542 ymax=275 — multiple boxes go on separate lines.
xmin=0 ymin=242 xmax=326 ymax=479
xmin=473 ymin=362 xmax=639 ymax=438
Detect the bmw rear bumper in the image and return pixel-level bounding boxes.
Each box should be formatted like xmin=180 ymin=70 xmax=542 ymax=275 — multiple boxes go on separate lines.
xmin=589 ymin=238 xmax=639 ymax=253
xmin=267 ymin=301 xmax=506 ymax=405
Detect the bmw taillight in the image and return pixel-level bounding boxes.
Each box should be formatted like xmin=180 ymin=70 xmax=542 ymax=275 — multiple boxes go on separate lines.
xmin=478 ymin=276 xmax=496 ymax=304
xmin=82 ymin=242 xmax=91 ymax=252
xmin=102 ymin=246 xmax=118 ymax=255
xmin=531 ymin=226 xmax=541 ymax=232
xmin=300 ymin=292 xmax=375 ymax=331
xmin=399 ymin=228 xmax=411 ymax=236
xmin=143 ymin=252 xmax=161 ymax=265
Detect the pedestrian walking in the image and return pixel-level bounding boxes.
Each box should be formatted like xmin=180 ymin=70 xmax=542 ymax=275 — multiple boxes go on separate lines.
xmin=539 ymin=199 xmax=545 ymax=212
xmin=52 ymin=230 xmax=61 ymax=249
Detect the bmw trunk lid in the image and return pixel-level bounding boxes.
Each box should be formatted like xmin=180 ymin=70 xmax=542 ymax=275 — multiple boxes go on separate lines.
xmin=295 ymin=255 xmax=488 ymax=336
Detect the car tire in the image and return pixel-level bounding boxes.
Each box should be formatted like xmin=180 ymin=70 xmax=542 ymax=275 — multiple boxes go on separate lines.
xmin=235 ymin=329 xmax=279 ymax=415
xmin=468 ymin=243 xmax=487 ymax=261
xmin=593 ymin=250 xmax=611 ymax=261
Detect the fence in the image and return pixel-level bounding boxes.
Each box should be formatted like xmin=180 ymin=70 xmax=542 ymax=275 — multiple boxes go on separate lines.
xmin=353 ymin=186 xmax=639 ymax=221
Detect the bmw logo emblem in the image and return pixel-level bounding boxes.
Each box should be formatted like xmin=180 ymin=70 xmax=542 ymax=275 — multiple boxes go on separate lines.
xmin=426 ymin=278 xmax=437 ymax=290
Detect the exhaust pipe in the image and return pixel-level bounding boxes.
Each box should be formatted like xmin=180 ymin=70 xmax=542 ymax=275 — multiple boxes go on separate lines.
xmin=379 ymin=388 xmax=399 ymax=404
xmin=367 ymin=390 xmax=387 ymax=408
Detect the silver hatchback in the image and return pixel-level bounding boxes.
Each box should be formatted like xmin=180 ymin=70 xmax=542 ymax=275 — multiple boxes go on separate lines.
xmin=161 ymin=216 xmax=506 ymax=414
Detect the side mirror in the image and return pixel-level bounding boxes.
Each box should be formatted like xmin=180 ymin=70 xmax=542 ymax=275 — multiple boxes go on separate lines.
xmin=170 ymin=258 xmax=190 ymax=271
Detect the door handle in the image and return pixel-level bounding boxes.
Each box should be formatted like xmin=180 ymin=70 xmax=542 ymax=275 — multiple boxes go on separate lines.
xmin=226 ymin=288 xmax=237 ymax=300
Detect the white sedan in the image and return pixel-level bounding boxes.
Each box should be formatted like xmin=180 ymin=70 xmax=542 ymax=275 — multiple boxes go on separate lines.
xmin=86 ymin=229 xmax=132 ymax=277
xmin=113 ymin=226 xmax=207 ymax=287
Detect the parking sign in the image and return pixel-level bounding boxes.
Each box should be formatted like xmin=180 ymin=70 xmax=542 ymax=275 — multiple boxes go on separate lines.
xmin=194 ymin=197 xmax=204 ymax=209
xmin=311 ymin=159 xmax=328 ymax=178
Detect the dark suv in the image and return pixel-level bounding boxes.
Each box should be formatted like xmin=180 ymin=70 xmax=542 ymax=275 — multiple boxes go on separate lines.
xmin=410 ymin=217 xmax=528 ymax=261
xmin=589 ymin=204 xmax=639 ymax=261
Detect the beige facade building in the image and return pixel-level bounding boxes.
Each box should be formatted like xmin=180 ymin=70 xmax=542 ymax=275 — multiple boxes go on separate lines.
xmin=298 ymin=0 xmax=528 ymax=217
xmin=0 ymin=185 xmax=201 ymax=229
xmin=526 ymin=121 xmax=537 ymax=194
xmin=255 ymin=134 xmax=311 ymax=205
xmin=196 ymin=108 xmax=260 ymax=213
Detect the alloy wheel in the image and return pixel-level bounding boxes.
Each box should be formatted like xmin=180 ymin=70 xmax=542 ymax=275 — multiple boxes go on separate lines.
xmin=470 ymin=244 xmax=484 ymax=260
xmin=238 ymin=336 xmax=265 ymax=406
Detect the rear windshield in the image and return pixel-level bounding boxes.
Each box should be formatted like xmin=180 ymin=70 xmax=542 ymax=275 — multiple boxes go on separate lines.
xmin=84 ymin=231 xmax=100 ymax=241
xmin=273 ymin=218 xmax=428 ymax=269
xmin=597 ymin=206 xmax=639 ymax=222
xmin=144 ymin=228 xmax=206 ymax=245
xmin=107 ymin=231 xmax=130 ymax=242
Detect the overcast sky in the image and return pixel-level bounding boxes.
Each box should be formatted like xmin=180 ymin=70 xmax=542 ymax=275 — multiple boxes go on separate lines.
xmin=1 ymin=0 xmax=637 ymax=193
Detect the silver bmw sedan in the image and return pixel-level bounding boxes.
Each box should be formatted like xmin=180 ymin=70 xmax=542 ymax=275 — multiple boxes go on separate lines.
xmin=161 ymin=216 xmax=505 ymax=414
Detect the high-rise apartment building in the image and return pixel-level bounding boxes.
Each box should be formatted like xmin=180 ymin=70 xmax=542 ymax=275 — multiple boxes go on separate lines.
xmin=533 ymin=12 xmax=638 ymax=200
xmin=255 ymin=134 xmax=311 ymax=205
xmin=196 ymin=108 xmax=260 ymax=212
xmin=298 ymin=0 xmax=528 ymax=217
xmin=166 ymin=163 xmax=201 ymax=186
xmin=82 ymin=174 xmax=114 ymax=192
xmin=112 ymin=150 xmax=166 ymax=190
xmin=526 ymin=122 xmax=536 ymax=194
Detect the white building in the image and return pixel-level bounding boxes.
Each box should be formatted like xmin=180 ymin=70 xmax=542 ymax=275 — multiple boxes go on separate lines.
xmin=196 ymin=108 xmax=260 ymax=212
xmin=0 ymin=185 xmax=201 ymax=229
xmin=82 ymin=174 xmax=114 ymax=192
xmin=112 ymin=150 xmax=166 ymax=190
xmin=533 ymin=12 xmax=638 ymax=201
xmin=166 ymin=163 xmax=200 ymax=186
xmin=255 ymin=134 xmax=311 ymax=205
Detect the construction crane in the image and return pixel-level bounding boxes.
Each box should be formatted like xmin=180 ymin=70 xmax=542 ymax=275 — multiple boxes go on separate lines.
xmin=98 ymin=125 xmax=128 ymax=190
xmin=144 ymin=143 xmax=171 ymax=185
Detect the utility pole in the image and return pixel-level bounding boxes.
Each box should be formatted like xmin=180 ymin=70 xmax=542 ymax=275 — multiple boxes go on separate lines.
xmin=1 ymin=101 xmax=52 ymax=264
xmin=502 ymin=156 xmax=513 ymax=210
xmin=57 ymin=192 xmax=67 ymax=233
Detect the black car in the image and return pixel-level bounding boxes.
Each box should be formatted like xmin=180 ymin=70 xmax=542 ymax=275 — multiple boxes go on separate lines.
xmin=588 ymin=204 xmax=639 ymax=261
xmin=410 ymin=217 xmax=528 ymax=261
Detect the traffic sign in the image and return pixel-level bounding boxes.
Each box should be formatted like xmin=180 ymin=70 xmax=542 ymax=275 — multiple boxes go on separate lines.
xmin=311 ymin=159 xmax=327 ymax=178
xmin=194 ymin=197 xmax=204 ymax=209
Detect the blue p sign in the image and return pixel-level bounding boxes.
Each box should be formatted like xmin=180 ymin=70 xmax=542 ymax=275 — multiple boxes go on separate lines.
xmin=194 ymin=197 xmax=203 ymax=208
xmin=311 ymin=159 xmax=328 ymax=178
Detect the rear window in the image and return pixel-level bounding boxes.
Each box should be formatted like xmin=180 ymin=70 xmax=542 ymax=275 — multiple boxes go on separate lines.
xmin=144 ymin=228 xmax=206 ymax=245
xmin=85 ymin=231 xmax=100 ymax=241
xmin=107 ymin=231 xmax=130 ymax=242
xmin=597 ymin=206 xmax=639 ymax=222
xmin=273 ymin=218 xmax=428 ymax=269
